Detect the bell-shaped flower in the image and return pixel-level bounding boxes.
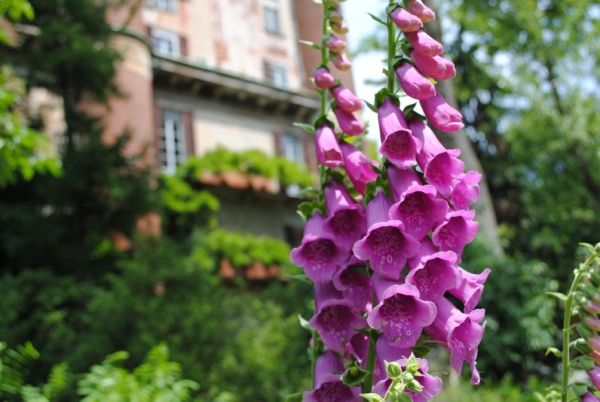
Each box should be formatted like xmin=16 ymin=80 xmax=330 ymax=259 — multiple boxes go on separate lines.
xmin=425 ymin=297 xmax=485 ymax=385
xmin=583 ymin=392 xmax=600 ymax=402
xmin=390 ymin=6 xmax=423 ymax=32
xmin=315 ymin=124 xmax=344 ymax=167
xmin=420 ymin=91 xmax=464 ymax=132
xmin=326 ymin=35 xmax=347 ymax=53
xmin=309 ymin=298 xmax=367 ymax=354
xmin=330 ymin=9 xmax=343 ymax=23
xmin=323 ymin=181 xmax=367 ymax=250
xmin=407 ymin=235 xmax=439 ymax=270
xmin=449 ymin=267 xmax=491 ymax=313
xmin=346 ymin=333 xmax=370 ymax=367
xmin=389 ymin=184 xmax=449 ymax=240
xmin=411 ymin=51 xmax=456 ymax=81
xmin=378 ymin=98 xmax=422 ymax=168
xmin=372 ymin=273 xmax=404 ymax=305
xmin=333 ymin=52 xmax=352 ymax=71
xmin=410 ymin=119 xmax=464 ymax=197
xmin=407 ymin=0 xmax=436 ymax=23
xmin=304 ymin=350 xmax=362 ymax=402
xmin=314 ymin=282 xmax=344 ymax=312
xmin=373 ymin=358 xmax=442 ymax=402
xmin=395 ymin=62 xmax=436 ymax=100
xmin=452 ymin=171 xmax=481 ymax=210
xmin=333 ymin=264 xmax=372 ymax=312
xmin=406 ymin=251 xmax=461 ymax=303
xmin=332 ymin=85 xmax=362 ymax=112
xmin=314 ymin=67 xmax=335 ymax=89
xmin=332 ymin=21 xmax=349 ymax=34
xmin=339 ymin=142 xmax=378 ymax=196
xmin=388 ymin=166 xmax=422 ymax=202
xmin=334 ymin=108 xmax=365 ymax=136
xmin=588 ymin=365 xmax=600 ymax=390
xmin=290 ymin=212 xmax=350 ymax=284
xmin=368 ymin=283 xmax=437 ymax=348
xmin=353 ymin=192 xmax=420 ymax=279
xmin=406 ymin=30 xmax=443 ymax=57
xmin=374 ymin=336 xmax=412 ymax=383
xmin=432 ymin=210 xmax=479 ymax=262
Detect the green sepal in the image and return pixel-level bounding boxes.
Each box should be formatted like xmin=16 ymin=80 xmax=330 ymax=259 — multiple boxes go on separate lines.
xmin=341 ymin=365 xmax=369 ymax=386
xmin=315 ymin=116 xmax=335 ymax=129
xmin=293 ymin=122 xmax=316 ymax=134
xmin=298 ymin=314 xmax=312 ymax=331
xmin=297 ymin=199 xmax=326 ymax=221
xmin=365 ymin=100 xmax=378 ymax=113
xmin=386 ymin=3 xmax=400 ymax=16
xmin=577 ymin=323 xmax=596 ymax=339
xmin=576 ymin=355 xmax=597 ymax=371
xmin=411 ymin=345 xmax=431 ymax=359
xmin=570 ymin=382 xmax=589 ymax=396
xmin=573 ymin=339 xmax=594 ymax=355
xmin=391 ymin=390 xmax=413 ymax=402
xmin=360 ymin=393 xmax=384 ymax=402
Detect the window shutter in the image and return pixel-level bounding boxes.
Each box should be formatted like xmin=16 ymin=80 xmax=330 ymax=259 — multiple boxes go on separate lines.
xmin=153 ymin=104 xmax=163 ymax=166
xmin=179 ymin=35 xmax=188 ymax=57
xmin=302 ymin=134 xmax=318 ymax=173
xmin=273 ymin=131 xmax=283 ymax=156
xmin=182 ymin=111 xmax=195 ymax=157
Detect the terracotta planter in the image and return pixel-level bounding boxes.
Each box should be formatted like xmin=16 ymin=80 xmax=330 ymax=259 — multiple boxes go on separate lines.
xmin=108 ymin=230 xmax=132 ymax=251
xmin=268 ymin=264 xmax=281 ymax=278
xmin=200 ymin=170 xmax=223 ymax=186
xmin=221 ymin=171 xmax=250 ymax=189
xmin=246 ymin=261 xmax=268 ymax=280
xmin=249 ymin=174 xmax=269 ymax=192
xmin=219 ymin=259 xmax=236 ymax=279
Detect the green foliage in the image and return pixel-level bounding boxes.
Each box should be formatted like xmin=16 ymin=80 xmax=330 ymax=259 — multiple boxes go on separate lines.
xmin=180 ymin=147 xmax=315 ymax=188
xmin=437 ymin=376 xmax=550 ymax=402
xmin=0 ymin=341 xmax=40 ymax=400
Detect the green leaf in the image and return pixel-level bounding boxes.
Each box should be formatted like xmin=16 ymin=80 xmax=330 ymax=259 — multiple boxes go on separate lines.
xmin=299 ymin=40 xmax=322 ymax=50
xmin=367 ymin=13 xmax=387 ymax=25
xmin=364 ymin=100 xmax=378 ymax=113
xmin=293 ymin=122 xmax=316 ymax=134
xmin=545 ymin=347 xmax=563 ymax=358
xmin=360 ymin=393 xmax=384 ymax=402
xmin=546 ymin=291 xmax=567 ymax=301
xmin=298 ymin=314 xmax=312 ymax=331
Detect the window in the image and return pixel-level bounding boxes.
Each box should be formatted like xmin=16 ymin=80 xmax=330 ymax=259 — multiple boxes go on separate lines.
xmin=264 ymin=7 xmax=280 ymax=35
xmin=151 ymin=28 xmax=180 ymax=57
xmin=283 ymin=134 xmax=304 ymax=165
xmin=147 ymin=0 xmax=177 ymax=12
xmin=158 ymin=110 xmax=187 ymax=175
xmin=264 ymin=62 xmax=288 ymax=87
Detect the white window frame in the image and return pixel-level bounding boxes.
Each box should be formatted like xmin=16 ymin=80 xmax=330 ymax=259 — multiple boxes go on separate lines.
xmin=283 ymin=133 xmax=304 ymax=166
xmin=265 ymin=62 xmax=288 ymax=87
xmin=151 ymin=28 xmax=180 ymax=57
xmin=147 ymin=0 xmax=177 ymax=12
xmin=159 ymin=110 xmax=187 ymax=175
xmin=263 ymin=6 xmax=281 ymax=35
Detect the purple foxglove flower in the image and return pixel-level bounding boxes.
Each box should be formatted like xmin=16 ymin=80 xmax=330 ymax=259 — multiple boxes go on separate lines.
xmin=395 ymin=62 xmax=436 ymax=100
xmin=332 ymin=21 xmax=349 ymax=35
xmin=375 ymin=336 xmax=411 ymax=383
xmin=309 ymin=298 xmax=367 ymax=354
xmin=588 ymin=365 xmax=600 ymax=390
xmin=583 ymin=392 xmax=600 ymax=402
xmin=323 ymin=181 xmax=367 ymax=249
xmin=332 ymin=52 xmax=351 ymax=71
xmin=407 ymin=235 xmax=439 ymax=270
xmin=290 ymin=212 xmax=350 ymax=284
xmin=410 ymin=119 xmax=465 ymax=198
xmin=373 ymin=358 xmax=442 ymax=402
xmin=314 ymin=67 xmax=335 ymax=89
xmin=411 ymin=51 xmax=456 ymax=81
xmin=378 ymin=98 xmax=422 ymax=168
xmin=452 ymin=171 xmax=482 ymax=210
xmin=314 ymin=282 xmax=344 ymax=312
xmin=315 ymin=124 xmax=344 ymax=167
xmin=389 ymin=6 xmax=423 ymax=32
xmin=432 ymin=210 xmax=479 ymax=262
xmin=588 ymin=334 xmax=600 ymax=352
xmin=304 ymin=350 xmax=362 ymax=402
xmin=406 ymin=251 xmax=461 ymax=303
xmin=389 ymin=184 xmax=449 ymax=240
xmin=425 ymin=297 xmax=485 ymax=385
xmin=406 ymin=30 xmax=443 ymax=57
xmin=334 ymin=108 xmax=365 ymax=136
xmin=407 ymin=0 xmax=436 ymax=23
xmin=591 ymin=351 xmax=600 ymax=366
xmin=387 ymin=166 xmax=423 ymax=202
xmin=339 ymin=142 xmax=378 ymax=196
xmin=353 ymin=192 xmax=420 ymax=279
xmin=333 ymin=265 xmax=372 ymax=311
xmin=586 ymin=316 xmax=600 ymax=332
xmin=449 ymin=267 xmax=491 ymax=313
xmin=330 ymin=10 xmax=343 ymax=23
xmin=368 ymin=283 xmax=437 ymax=348
xmin=420 ymin=91 xmax=464 ymax=132
xmin=331 ymin=85 xmax=362 ymax=112
xmin=326 ymin=35 xmax=347 ymax=53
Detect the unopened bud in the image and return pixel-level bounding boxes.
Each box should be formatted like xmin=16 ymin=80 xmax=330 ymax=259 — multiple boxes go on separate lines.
xmin=585 ymin=315 xmax=600 ymax=332
xmin=386 ymin=361 xmax=403 ymax=379
xmin=406 ymin=379 xmax=423 ymax=393
xmin=582 ymin=284 xmax=600 ymax=302
xmin=588 ymin=333 xmax=600 ymax=351
xmin=591 ymin=271 xmax=600 ymax=287
xmin=579 ymin=323 xmax=596 ymax=340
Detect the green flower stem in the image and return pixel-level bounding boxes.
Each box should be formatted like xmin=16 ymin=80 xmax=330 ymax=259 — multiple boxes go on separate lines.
xmin=320 ymin=4 xmax=329 ymax=117
xmin=387 ymin=1 xmax=396 ymax=92
xmin=361 ymin=329 xmax=378 ymax=395
xmin=384 ymin=378 xmax=402 ymax=401
xmin=561 ymin=253 xmax=597 ymax=402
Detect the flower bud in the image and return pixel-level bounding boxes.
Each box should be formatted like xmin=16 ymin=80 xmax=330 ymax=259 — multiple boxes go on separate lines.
xmin=332 ymin=52 xmax=352 ymax=71
xmin=407 ymin=0 xmax=436 ymax=23
xmin=586 ymin=315 xmax=600 ymax=332
xmin=580 ymin=324 xmax=598 ymax=340
xmin=334 ymin=108 xmax=365 ymax=136
xmin=331 ymin=21 xmax=349 ymax=35
xmin=591 ymin=271 xmax=600 ymax=287
xmin=406 ymin=30 xmax=443 ymax=57
xmin=419 ymin=91 xmax=464 ymax=132
xmin=389 ymin=6 xmax=423 ymax=32
xmin=331 ymin=85 xmax=362 ymax=112
xmin=395 ymin=62 xmax=436 ymax=100
xmin=326 ymin=35 xmax=347 ymax=53
xmin=313 ymin=67 xmax=335 ymax=89
xmin=406 ymin=379 xmax=423 ymax=393
xmin=575 ymin=338 xmax=594 ymax=354
xmin=330 ymin=9 xmax=343 ymax=23
xmin=323 ymin=0 xmax=338 ymax=5
xmin=386 ymin=361 xmax=403 ymax=379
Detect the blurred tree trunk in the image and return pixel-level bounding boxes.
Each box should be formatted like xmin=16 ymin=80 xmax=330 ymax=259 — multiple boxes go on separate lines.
xmin=423 ymin=0 xmax=503 ymax=256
